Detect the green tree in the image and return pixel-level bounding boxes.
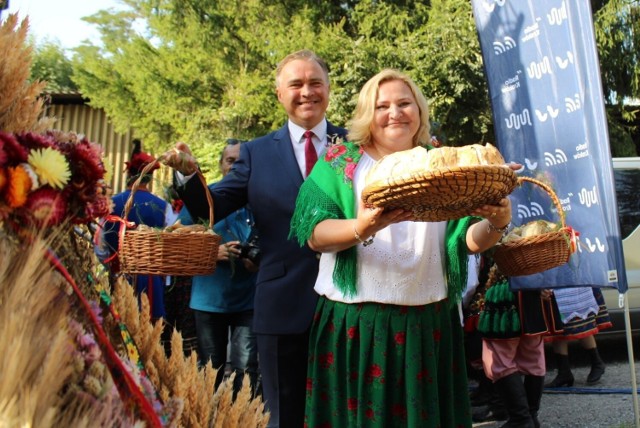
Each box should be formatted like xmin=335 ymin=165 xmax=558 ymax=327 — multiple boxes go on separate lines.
xmin=30 ymin=39 xmax=78 ymax=92
xmin=593 ymin=0 xmax=640 ymax=156
xmin=72 ymin=0 xmax=353 ymax=178
xmin=71 ymin=0 xmax=638 ymax=174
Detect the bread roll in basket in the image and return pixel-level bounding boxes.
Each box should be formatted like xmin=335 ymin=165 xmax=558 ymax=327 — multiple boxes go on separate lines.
xmin=361 ymin=144 xmax=518 ymax=222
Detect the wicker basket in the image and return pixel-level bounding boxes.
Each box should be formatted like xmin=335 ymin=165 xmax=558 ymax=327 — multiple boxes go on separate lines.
xmin=117 ymin=158 xmax=221 ymax=276
xmin=361 ymin=165 xmax=518 ymax=222
xmin=493 ymin=176 xmax=574 ymax=277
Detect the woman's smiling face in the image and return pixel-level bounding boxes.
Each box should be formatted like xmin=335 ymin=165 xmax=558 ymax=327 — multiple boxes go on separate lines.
xmin=370 ymin=79 xmax=420 ymax=153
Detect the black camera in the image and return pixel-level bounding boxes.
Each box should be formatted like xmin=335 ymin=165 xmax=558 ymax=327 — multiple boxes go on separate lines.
xmin=239 ymin=235 xmax=261 ymax=265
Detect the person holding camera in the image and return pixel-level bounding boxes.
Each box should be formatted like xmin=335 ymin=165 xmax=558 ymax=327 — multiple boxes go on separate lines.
xmin=177 ymin=138 xmax=260 ymax=398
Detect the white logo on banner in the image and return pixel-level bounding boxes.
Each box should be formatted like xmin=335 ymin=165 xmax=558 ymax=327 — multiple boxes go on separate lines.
xmin=505 ymin=109 xmax=532 ymax=129
xmin=578 ymin=186 xmax=599 ymax=207
xmin=574 ymin=141 xmax=589 ymax=159
xmin=555 ymin=51 xmax=574 ymax=69
xmin=517 ymin=202 xmax=544 ymax=219
xmin=501 ymin=73 xmax=521 ymax=94
xmin=527 ymin=57 xmax=552 ymax=79
xmin=535 ymin=105 xmax=560 ymax=122
xmin=547 ymin=2 xmax=568 ymax=26
xmin=582 ymin=236 xmax=606 ymax=253
xmin=544 ymin=149 xmax=568 ymax=166
xmin=522 ymin=20 xmax=541 ymax=43
xmin=535 ymin=109 xmax=549 ymax=122
xmin=524 ymin=158 xmax=538 ymax=170
xmin=493 ymin=36 xmax=516 ymax=55
xmin=565 ymin=93 xmax=582 ymax=113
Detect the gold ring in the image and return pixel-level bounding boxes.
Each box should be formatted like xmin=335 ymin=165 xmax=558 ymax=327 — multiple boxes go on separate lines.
xmin=491 ymin=212 xmax=497 ymax=217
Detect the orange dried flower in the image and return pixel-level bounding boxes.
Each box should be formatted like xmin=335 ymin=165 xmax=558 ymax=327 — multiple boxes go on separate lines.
xmin=0 ymin=167 xmax=6 ymax=194
xmin=5 ymin=164 xmax=32 ymax=208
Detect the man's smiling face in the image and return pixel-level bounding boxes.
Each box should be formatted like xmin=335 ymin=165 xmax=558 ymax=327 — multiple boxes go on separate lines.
xmin=276 ymin=59 xmax=330 ymax=129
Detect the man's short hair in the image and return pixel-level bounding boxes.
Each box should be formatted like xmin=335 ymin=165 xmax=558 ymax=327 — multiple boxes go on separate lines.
xmin=219 ymin=138 xmax=245 ymax=163
xmin=275 ymin=49 xmax=330 ymax=87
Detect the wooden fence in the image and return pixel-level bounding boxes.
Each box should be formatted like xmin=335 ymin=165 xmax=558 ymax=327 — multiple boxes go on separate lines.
xmin=42 ymin=93 xmax=170 ymax=195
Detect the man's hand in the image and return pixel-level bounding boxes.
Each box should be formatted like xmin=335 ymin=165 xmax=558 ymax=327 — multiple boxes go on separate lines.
xmin=162 ymin=142 xmax=198 ymax=175
xmin=218 ymin=241 xmax=241 ymax=262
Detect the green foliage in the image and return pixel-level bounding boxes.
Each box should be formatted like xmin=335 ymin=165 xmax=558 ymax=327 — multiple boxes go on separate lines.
xmin=593 ymin=0 xmax=640 ymax=155
xmin=326 ymin=0 xmax=491 ymax=145
xmin=608 ymin=119 xmax=638 ymax=156
xmin=414 ymin=0 xmax=492 ymax=144
xmin=30 ymin=40 xmax=78 ymax=92
xmin=69 ymin=0 xmax=639 ymax=170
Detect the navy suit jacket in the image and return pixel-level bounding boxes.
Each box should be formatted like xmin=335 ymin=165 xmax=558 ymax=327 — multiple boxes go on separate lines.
xmin=181 ymin=121 xmax=347 ymax=335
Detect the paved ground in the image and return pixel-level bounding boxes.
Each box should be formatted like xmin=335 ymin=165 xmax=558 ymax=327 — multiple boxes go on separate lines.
xmin=471 ymin=335 xmax=640 ymax=428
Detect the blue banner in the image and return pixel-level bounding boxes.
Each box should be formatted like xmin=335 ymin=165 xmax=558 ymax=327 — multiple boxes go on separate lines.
xmin=471 ymin=0 xmax=627 ymax=292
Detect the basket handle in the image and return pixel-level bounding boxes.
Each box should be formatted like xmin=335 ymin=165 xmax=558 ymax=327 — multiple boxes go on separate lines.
xmin=516 ymin=176 xmax=566 ymax=228
xmin=123 ymin=155 xmax=215 ymax=230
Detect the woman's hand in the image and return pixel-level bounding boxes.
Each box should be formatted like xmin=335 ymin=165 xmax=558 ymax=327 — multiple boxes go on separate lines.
xmin=162 ymin=142 xmax=199 ymax=175
xmin=467 ymin=197 xmax=512 ymax=253
xmin=308 ymin=200 xmax=412 ymax=253
xmin=472 ymin=197 xmax=512 ymax=230
xmin=507 ymin=162 xmax=524 ymax=172
xmin=354 ymin=198 xmax=413 ymax=240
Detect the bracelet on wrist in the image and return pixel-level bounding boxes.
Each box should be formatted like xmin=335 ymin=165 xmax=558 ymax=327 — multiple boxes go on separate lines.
xmin=487 ymin=220 xmax=511 ymax=235
xmin=354 ymin=223 xmax=375 ymax=247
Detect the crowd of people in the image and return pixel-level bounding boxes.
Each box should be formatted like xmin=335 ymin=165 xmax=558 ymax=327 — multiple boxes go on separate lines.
xmin=97 ymin=49 xmax=612 ymax=428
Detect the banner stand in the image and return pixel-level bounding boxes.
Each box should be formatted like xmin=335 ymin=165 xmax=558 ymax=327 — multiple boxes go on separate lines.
xmin=622 ymin=293 xmax=640 ymax=427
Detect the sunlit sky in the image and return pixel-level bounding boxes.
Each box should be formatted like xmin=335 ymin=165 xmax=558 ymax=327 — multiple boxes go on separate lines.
xmin=3 ymin=0 xmax=125 ymax=49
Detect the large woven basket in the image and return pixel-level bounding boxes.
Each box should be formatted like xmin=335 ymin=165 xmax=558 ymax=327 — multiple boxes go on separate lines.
xmin=118 ymin=158 xmax=221 ymax=276
xmin=361 ymin=165 xmax=518 ymax=222
xmin=493 ymin=176 xmax=574 ymax=277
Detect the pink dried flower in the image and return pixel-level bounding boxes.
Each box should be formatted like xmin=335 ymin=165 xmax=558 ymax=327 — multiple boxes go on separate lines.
xmin=18 ymin=131 xmax=56 ymax=151
xmin=19 ymin=187 xmax=68 ymax=227
xmin=0 ymin=131 xmax=28 ymax=164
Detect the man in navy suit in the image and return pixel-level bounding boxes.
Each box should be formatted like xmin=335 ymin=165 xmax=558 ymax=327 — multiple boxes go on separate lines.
xmin=166 ymin=49 xmax=347 ymax=428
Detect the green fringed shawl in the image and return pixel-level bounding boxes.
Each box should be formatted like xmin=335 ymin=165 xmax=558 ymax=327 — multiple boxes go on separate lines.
xmin=289 ymin=141 xmax=475 ymax=306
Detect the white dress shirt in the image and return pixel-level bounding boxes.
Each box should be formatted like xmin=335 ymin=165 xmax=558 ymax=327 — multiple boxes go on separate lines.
xmin=287 ymin=119 xmax=328 ymax=177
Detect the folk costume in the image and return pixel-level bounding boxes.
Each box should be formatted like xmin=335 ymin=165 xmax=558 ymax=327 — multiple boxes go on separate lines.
xmin=544 ymin=287 xmax=612 ymax=387
xmin=290 ymin=141 xmax=474 ymax=428
xmin=477 ymin=266 xmax=557 ymax=428
xmin=97 ymin=140 xmax=175 ymax=319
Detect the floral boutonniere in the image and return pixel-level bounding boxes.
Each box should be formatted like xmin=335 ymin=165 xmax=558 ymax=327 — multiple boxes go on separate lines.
xmin=323 ymin=140 xmax=363 ymax=187
xmin=325 ymin=133 xmax=344 ymax=147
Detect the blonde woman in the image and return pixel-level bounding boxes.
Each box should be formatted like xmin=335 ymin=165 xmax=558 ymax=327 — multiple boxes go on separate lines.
xmin=290 ymin=69 xmax=516 ymax=427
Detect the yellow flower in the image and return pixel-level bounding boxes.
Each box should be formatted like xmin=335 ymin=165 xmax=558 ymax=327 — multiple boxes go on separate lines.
xmin=28 ymin=148 xmax=71 ymax=189
xmin=103 ymin=158 xmax=113 ymax=184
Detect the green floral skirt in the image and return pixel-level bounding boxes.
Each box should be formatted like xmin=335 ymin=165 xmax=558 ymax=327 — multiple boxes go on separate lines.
xmin=304 ymin=297 xmax=472 ymax=428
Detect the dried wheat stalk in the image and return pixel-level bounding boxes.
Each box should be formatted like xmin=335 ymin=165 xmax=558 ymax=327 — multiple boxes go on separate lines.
xmin=0 ymin=14 xmax=51 ymax=133
xmin=110 ymin=277 xmax=269 ymax=427
xmin=0 ymin=232 xmax=135 ymax=427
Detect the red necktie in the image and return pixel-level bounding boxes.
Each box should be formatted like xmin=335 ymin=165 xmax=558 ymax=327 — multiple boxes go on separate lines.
xmin=304 ymin=130 xmax=317 ymax=177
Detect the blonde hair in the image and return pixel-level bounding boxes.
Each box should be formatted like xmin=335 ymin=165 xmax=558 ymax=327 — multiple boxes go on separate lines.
xmin=275 ymin=49 xmax=330 ymax=87
xmin=347 ymin=69 xmax=431 ymax=147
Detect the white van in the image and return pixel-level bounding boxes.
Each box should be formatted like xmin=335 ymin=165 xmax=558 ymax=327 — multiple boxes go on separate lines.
xmin=601 ymin=157 xmax=640 ymax=335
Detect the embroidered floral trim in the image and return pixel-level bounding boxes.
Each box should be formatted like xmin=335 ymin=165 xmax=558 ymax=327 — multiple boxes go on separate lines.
xmin=324 ymin=141 xmax=364 ymax=188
